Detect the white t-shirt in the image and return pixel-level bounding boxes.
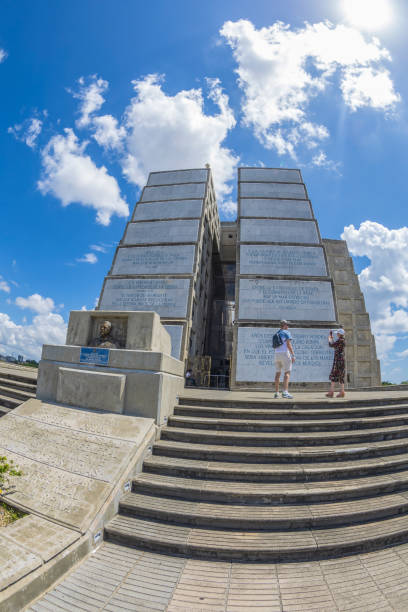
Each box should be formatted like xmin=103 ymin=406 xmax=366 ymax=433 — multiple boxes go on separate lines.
xmin=275 ymin=329 xmax=292 ymax=355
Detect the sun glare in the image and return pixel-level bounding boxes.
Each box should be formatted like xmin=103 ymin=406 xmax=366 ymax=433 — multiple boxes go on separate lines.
xmin=343 ymin=0 xmax=393 ymax=30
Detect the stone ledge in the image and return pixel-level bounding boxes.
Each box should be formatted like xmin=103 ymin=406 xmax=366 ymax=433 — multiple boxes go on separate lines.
xmin=0 ymin=399 xmax=156 ymax=609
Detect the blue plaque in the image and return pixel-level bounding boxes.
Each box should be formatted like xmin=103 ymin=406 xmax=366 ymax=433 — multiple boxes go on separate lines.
xmin=79 ymin=347 xmax=110 ymax=366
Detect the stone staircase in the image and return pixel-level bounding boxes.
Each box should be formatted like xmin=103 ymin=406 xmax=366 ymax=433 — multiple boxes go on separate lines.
xmin=0 ymin=365 xmax=37 ymax=415
xmin=105 ymin=394 xmax=408 ymax=561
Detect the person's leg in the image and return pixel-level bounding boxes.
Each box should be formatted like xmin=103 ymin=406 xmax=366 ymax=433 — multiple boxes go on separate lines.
xmin=336 ymin=382 xmax=345 ymax=397
xmin=326 ymin=381 xmax=335 ymax=397
xmin=283 ymin=371 xmax=290 ymax=392
xmin=275 ymin=371 xmax=281 ymax=392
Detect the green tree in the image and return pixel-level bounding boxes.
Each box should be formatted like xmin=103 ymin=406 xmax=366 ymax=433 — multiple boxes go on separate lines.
xmin=381 ymin=381 xmax=393 ymax=386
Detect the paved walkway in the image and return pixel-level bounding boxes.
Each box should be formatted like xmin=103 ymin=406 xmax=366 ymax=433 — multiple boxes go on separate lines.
xmin=30 ymin=540 xmax=408 ymax=611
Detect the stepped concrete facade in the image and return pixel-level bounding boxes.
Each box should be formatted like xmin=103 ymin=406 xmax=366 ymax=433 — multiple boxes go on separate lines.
xmin=98 ymin=166 xmax=380 ymax=388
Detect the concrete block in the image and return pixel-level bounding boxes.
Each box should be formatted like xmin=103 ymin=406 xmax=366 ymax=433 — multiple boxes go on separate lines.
xmin=334 ymin=270 xmax=350 ymax=284
xmin=240 ymin=218 xmax=319 ymax=244
xmin=133 ymin=199 xmax=203 ymax=221
xmin=56 ymin=367 xmax=126 ymax=413
xmin=99 ymin=278 xmax=190 ymax=317
xmin=357 ymin=346 xmax=371 ymax=360
xmin=147 ymin=168 xmax=208 ymax=185
xmin=235 ymin=327 xmax=333 ymax=383
xmin=357 ymin=361 xmax=372 ymax=375
xmin=3 ymin=515 xmax=78 ymax=563
xmin=240 ymin=198 xmax=312 ymax=219
xmin=112 ymin=244 xmax=196 ymax=275
xmin=239 ymin=167 xmax=302 ymax=183
xmin=240 ymin=182 xmax=306 ymax=199
xmin=239 ymin=245 xmax=327 ymax=276
xmin=238 ymin=279 xmax=336 ymax=322
xmin=124 ymin=219 xmax=200 ymax=245
xmin=355 ymin=314 xmax=370 ymax=329
xmin=125 ymin=371 xmax=183 ymax=425
xmin=141 ymin=183 xmax=206 ymax=201
xmin=127 ymin=311 xmax=171 ymax=354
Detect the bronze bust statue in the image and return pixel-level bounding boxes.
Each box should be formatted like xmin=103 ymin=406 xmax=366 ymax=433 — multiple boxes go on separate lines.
xmin=91 ymin=320 xmax=119 ymax=349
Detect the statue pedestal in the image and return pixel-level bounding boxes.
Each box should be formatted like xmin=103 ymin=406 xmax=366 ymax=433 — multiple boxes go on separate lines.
xmin=37 ymin=311 xmax=184 ymax=424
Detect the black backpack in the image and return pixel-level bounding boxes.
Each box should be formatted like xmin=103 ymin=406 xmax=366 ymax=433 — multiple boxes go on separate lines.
xmin=272 ymin=331 xmax=284 ymax=349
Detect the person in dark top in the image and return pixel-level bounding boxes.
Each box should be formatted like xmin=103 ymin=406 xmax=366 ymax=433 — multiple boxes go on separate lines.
xmin=326 ymin=328 xmax=346 ymax=398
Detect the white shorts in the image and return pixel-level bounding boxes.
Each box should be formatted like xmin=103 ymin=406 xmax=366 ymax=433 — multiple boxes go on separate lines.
xmin=275 ymin=353 xmax=292 ymax=373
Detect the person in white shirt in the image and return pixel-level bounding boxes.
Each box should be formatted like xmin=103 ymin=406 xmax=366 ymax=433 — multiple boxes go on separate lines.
xmin=274 ymin=320 xmax=296 ymax=399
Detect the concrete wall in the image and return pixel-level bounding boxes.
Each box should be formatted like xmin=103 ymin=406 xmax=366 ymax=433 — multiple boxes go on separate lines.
xmin=323 ymin=239 xmax=381 ymax=387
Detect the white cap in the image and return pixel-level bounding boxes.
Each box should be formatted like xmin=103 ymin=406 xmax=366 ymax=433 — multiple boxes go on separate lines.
xmin=336 ymin=328 xmax=345 ymax=336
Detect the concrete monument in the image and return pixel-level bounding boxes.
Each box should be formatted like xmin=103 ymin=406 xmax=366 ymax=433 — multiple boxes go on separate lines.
xmin=95 ymin=165 xmax=379 ymax=388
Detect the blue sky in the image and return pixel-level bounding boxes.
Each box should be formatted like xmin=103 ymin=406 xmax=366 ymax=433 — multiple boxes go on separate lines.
xmin=1 ymin=0 xmax=407 ymax=382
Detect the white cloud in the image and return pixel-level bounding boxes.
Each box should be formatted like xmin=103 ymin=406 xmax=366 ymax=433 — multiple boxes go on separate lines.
xmin=341 ymin=66 xmax=400 ymax=112
xmin=342 ymin=221 xmax=408 ymax=361
xmin=15 ymin=293 xmax=56 ymax=314
xmin=0 ymin=293 xmax=67 ymax=360
xmin=90 ymin=244 xmax=107 ymax=253
xmin=0 ymin=311 xmax=66 ymax=361
xmin=219 ymin=199 xmax=237 ymax=218
xmin=71 ymin=75 xmax=108 ymax=128
xmin=92 ymin=115 xmax=126 ymax=150
xmin=38 ymin=128 xmax=129 ymax=225
xmin=77 ymin=252 xmax=98 ymax=264
xmin=0 ymin=277 xmax=10 ymax=293
xmin=0 ymin=49 xmax=7 ymax=63
xmin=220 ymin=19 xmax=400 ymax=161
xmin=122 ymin=74 xmax=239 ymax=206
xmin=311 ymin=151 xmax=342 ymax=174
xmin=8 ymin=117 xmax=43 ymax=148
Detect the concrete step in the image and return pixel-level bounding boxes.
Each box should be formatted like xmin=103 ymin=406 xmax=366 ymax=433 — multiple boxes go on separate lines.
xmin=175 ymin=403 xmax=408 ymax=421
xmin=0 ymin=383 xmax=35 ymax=402
xmin=178 ymin=396 xmax=408 ymax=410
xmin=144 ymin=453 xmax=408 ymax=482
xmin=161 ymin=424 xmax=408 ymax=447
xmin=168 ymin=413 xmax=408 ymax=433
xmin=119 ymin=491 xmax=408 ymax=529
xmin=0 ymin=375 xmax=37 ymax=393
xmin=0 ymin=393 xmax=21 ymax=411
xmin=154 ymin=437 xmax=408 ymax=463
xmin=0 ymin=366 xmax=37 ymax=386
xmin=104 ymin=512 xmax=408 ymax=561
xmin=132 ymin=471 xmax=408 ymax=504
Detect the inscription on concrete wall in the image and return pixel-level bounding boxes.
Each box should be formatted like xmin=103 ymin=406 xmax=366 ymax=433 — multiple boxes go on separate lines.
xmin=133 ymin=200 xmax=203 ymax=221
xmin=240 ymin=182 xmax=307 ymax=199
xmin=163 ymin=324 xmax=184 ymax=359
xmin=142 ymin=183 xmax=206 ymax=202
xmin=113 ymin=245 xmax=195 ymax=275
xmin=147 ymin=169 xmax=208 ymax=185
xmin=124 ymin=219 xmax=200 ymax=245
xmin=239 ymin=168 xmax=302 ymax=183
xmin=100 ymin=278 xmax=190 ymax=317
xmin=240 ymin=219 xmax=319 ymax=244
xmin=240 ymin=199 xmax=312 ymax=219
xmin=238 ymin=279 xmax=336 ymax=321
xmin=236 ymin=327 xmax=333 ymax=382
xmin=239 ymin=245 xmax=327 ymax=276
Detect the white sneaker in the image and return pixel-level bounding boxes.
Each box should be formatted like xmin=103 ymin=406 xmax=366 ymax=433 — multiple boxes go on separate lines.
xmin=282 ymin=391 xmax=293 ymax=399
xmin=274 ymin=392 xmax=280 ymax=399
